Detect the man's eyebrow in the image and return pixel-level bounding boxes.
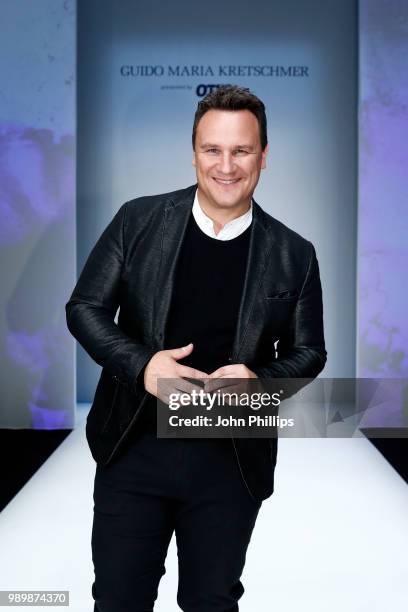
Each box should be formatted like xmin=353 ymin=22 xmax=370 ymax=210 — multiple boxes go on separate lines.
xmin=235 ymin=144 xmax=255 ymax=150
xmin=199 ymin=143 xmax=255 ymax=151
xmin=199 ymin=143 xmax=221 ymax=149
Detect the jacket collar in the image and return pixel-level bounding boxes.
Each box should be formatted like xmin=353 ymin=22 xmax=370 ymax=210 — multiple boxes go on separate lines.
xmin=167 ymin=182 xmax=271 ymax=232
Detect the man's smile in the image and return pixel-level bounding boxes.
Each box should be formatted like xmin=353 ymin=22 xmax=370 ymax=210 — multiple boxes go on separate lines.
xmin=212 ymin=177 xmax=242 ymax=185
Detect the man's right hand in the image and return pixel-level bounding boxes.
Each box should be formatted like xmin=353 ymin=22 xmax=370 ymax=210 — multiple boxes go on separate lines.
xmin=143 ymin=342 xmax=208 ymax=403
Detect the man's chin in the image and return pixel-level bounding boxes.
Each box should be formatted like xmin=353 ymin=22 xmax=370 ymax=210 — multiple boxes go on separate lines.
xmin=206 ymin=190 xmax=244 ymax=209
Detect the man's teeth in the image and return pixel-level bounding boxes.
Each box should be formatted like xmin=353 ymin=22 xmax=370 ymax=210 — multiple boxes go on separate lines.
xmin=214 ymin=178 xmax=240 ymax=184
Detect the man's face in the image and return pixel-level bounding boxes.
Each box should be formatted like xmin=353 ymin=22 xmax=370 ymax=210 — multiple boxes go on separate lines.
xmin=192 ymin=109 xmax=268 ymax=213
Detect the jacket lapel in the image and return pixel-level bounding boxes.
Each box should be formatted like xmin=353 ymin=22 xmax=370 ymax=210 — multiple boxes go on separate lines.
xmin=231 ymin=200 xmax=272 ymax=361
xmin=153 ymin=184 xmax=273 ymax=361
xmin=152 ymin=185 xmax=196 ymax=348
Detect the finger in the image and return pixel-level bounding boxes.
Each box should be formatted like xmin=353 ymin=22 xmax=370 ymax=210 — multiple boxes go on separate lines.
xmin=168 ymin=343 xmax=194 ymax=360
xmin=208 ymin=366 xmax=228 ymax=379
xmin=204 ymin=378 xmax=238 ymax=393
xmin=173 ymin=379 xmax=205 ymax=395
xmin=176 ymin=365 xmax=209 ymax=380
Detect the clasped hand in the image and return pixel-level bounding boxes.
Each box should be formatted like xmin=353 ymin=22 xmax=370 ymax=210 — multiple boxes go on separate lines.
xmin=143 ymin=342 xmax=257 ymax=405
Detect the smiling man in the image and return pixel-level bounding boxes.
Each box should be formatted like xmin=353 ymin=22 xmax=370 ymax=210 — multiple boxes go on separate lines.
xmin=66 ymin=85 xmax=326 ymax=611
xmin=192 ymin=107 xmax=268 ymax=234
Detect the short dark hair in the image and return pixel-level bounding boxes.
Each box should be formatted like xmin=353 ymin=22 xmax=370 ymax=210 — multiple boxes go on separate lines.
xmin=192 ymin=84 xmax=268 ymax=151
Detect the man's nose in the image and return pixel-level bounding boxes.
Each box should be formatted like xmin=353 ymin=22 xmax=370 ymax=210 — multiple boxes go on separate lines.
xmin=217 ymin=153 xmax=235 ymax=174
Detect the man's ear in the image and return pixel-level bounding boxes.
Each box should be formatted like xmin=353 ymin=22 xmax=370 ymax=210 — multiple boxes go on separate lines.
xmin=192 ymin=149 xmax=196 ymax=167
xmin=261 ymin=143 xmax=269 ymax=169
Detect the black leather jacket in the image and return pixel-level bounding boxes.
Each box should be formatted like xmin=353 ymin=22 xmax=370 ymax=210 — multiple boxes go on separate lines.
xmin=65 ymin=183 xmax=326 ymax=502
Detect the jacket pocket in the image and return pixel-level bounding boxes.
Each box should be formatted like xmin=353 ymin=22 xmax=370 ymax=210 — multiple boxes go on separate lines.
xmin=265 ymin=289 xmax=298 ymax=300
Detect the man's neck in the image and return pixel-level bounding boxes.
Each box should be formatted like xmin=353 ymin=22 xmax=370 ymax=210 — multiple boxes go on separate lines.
xmin=196 ymin=187 xmax=252 ymax=235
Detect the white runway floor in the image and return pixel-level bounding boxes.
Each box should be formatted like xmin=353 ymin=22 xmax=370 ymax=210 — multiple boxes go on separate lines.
xmin=0 ymin=404 xmax=407 ymax=611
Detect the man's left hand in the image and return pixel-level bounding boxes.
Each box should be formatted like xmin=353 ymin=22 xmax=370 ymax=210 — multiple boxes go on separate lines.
xmin=204 ymin=364 xmax=257 ymax=395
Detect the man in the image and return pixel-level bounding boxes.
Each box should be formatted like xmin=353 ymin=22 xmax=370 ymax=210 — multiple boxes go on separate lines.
xmin=66 ymin=85 xmax=326 ymax=611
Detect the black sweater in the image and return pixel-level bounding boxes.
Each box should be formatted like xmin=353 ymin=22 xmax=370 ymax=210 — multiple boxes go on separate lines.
xmin=138 ymin=211 xmax=251 ymax=430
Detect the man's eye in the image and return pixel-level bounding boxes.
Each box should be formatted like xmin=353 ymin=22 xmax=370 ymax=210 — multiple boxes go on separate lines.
xmin=235 ymin=149 xmax=248 ymax=155
xmin=206 ymin=148 xmax=219 ymax=153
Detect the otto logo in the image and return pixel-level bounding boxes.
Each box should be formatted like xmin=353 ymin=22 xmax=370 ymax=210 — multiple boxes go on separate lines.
xmin=196 ymin=84 xmax=225 ymax=97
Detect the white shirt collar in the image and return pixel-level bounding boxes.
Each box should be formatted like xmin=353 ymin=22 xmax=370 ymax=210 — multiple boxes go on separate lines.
xmin=192 ymin=188 xmax=253 ymax=241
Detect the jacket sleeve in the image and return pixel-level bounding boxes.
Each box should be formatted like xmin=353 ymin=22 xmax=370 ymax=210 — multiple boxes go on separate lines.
xmin=252 ymin=243 xmax=327 ymax=380
xmin=65 ymin=202 xmax=156 ymax=394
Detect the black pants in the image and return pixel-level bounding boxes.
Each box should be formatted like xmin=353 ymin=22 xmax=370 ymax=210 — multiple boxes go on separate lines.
xmin=91 ymin=428 xmax=262 ymax=611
